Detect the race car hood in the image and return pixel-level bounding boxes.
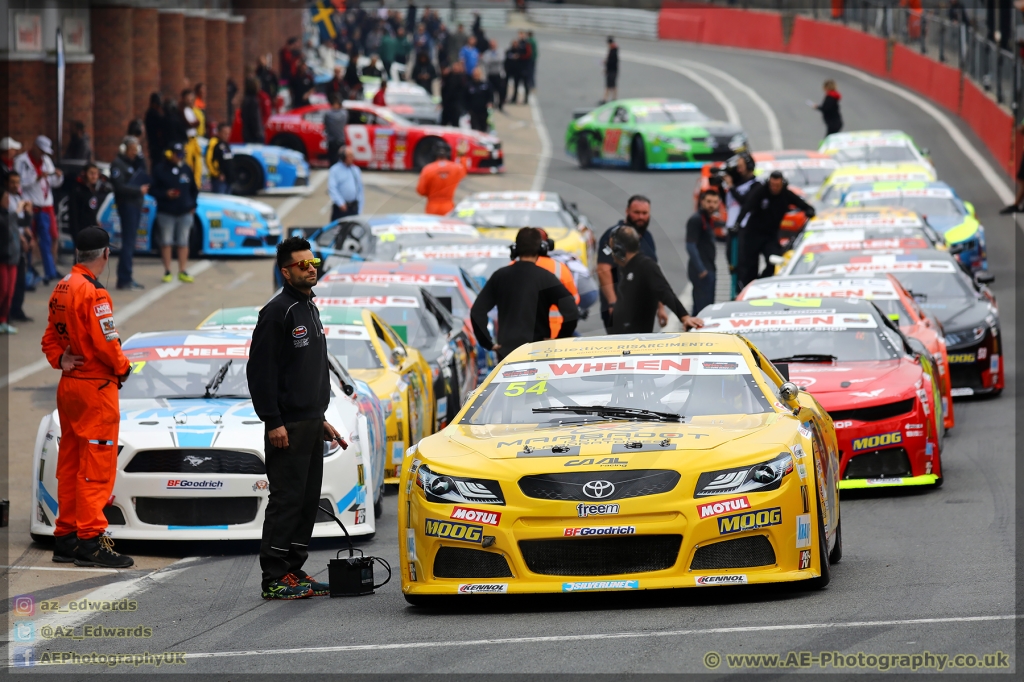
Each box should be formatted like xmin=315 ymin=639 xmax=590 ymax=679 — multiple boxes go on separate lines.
xmin=417 ymin=125 xmax=499 ymax=147
xmin=202 ymin=194 xmax=277 ymax=217
xmin=785 ymin=360 xmax=918 ymax=408
xmin=919 ymin=214 xmax=963 ymax=234
xmin=918 ymin=298 xmax=990 ymax=335
xmin=446 ymin=413 xmax=785 ymax=460
xmin=118 ymin=398 xmax=265 ymax=450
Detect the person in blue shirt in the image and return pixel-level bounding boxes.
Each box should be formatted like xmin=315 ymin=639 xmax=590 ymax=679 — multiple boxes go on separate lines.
xmin=327 ymin=147 xmax=364 ymax=221
xmin=459 ymin=36 xmax=479 ymax=74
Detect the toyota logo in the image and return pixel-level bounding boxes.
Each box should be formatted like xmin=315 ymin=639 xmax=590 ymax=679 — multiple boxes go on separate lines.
xmin=582 ymin=480 xmax=615 ymax=499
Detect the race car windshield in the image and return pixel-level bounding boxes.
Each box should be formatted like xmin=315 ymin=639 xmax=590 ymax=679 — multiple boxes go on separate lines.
xmin=317 ymin=284 xmax=441 ymax=347
xmin=740 ymin=329 xmax=900 ymax=361
xmin=848 ymin=196 xmax=961 ymax=216
xmin=891 ymin=272 xmax=976 ymax=300
xmin=325 ymin=338 xmax=382 ymax=369
xmin=632 ymin=106 xmax=707 ymax=123
xmin=465 ymin=210 xmax=572 ymax=228
xmin=833 ymin=146 xmax=918 ymax=163
xmin=119 ymin=356 xmax=251 ymax=400
xmin=775 ymin=167 xmax=834 ymax=188
xmin=464 ymin=354 xmax=773 ymax=425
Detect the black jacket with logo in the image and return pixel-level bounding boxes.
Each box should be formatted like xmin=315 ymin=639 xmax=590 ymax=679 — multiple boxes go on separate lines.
xmin=247 ymin=282 xmax=331 ymax=431
xmin=109 ymin=153 xmax=147 ymax=208
xmin=737 ymin=182 xmax=815 ymax=237
xmin=148 ymin=158 xmax=198 ymax=216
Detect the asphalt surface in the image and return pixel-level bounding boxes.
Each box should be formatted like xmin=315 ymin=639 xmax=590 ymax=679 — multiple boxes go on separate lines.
xmin=7 ymin=29 xmax=1017 ymax=675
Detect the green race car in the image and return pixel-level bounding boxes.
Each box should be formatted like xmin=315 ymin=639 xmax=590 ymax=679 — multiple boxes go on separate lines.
xmin=565 ymin=98 xmax=749 ymax=170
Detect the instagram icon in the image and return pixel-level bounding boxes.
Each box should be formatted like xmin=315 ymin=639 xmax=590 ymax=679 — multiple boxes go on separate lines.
xmin=12 ymin=595 xmax=34 ymax=617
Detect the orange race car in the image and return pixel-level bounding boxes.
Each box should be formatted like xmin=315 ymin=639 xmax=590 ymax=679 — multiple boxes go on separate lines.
xmin=737 ymin=273 xmax=955 ymax=431
xmin=695 ymin=150 xmax=839 ymax=243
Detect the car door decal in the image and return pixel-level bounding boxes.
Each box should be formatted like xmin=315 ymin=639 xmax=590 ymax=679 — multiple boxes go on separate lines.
xmin=603 ymin=129 xmax=621 ymax=157
xmin=347 ymin=125 xmax=373 ymax=163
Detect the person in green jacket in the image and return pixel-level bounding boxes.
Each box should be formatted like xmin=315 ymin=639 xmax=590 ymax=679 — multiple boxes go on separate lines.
xmin=394 ymin=27 xmax=411 ymax=74
xmin=526 ymin=31 xmax=538 ymax=93
xmin=379 ymin=31 xmax=398 ymax=77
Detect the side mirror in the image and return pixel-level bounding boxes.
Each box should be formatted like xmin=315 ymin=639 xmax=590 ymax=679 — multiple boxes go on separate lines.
xmin=392 ymin=346 xmax=408 ymax=365
xmin=779 ymin=382 xmax=800 ymax=405
xmin=963 ymin=201 xmax=975 ymax=218
xmin=342 ymin=383 xmax=355 ymax=396
xmin=920 ymin=147 xmax=931 ymax=157
xmin=887 ymin=313 xmax=900 ymax=324
xmin=974 ymin=271 xmax=995 ymax=285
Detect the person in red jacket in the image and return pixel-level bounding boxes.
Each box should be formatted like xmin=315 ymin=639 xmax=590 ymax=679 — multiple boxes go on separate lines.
xmin=40 ymin=227 xmax=133 ymax=568
xmin=372 ymin=80 xmax=388 ymax=107
xmin=416 ymin=148 xmax=467 ymax=215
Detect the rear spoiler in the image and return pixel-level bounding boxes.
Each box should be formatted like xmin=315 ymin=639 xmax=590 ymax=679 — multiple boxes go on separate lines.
xmin=572 ymin=108 xmax=595 ymax=120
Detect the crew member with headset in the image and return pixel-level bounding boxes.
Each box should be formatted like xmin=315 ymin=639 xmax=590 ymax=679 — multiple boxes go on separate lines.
xmin=509 ymin=228 xmax=579 ymax=338
xmin=610 ymin=226 xmax=703 ymax=333
xmin=471 ymin=227 xmax=578 ymax=360
xmin=722 ymin=153 xmax=758 ymax=298
xmin=596 ymin=195 xmax=661 ymax=334
xmin=735 ymin=170 xmax=815 ymax=290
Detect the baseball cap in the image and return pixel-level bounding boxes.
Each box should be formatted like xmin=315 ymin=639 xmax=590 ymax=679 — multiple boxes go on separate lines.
xmin=0 ymin=137 xmax=22 ymax=151
xmin=170 ymin=142 xmax=185 ymax=155
xmin=35 ymin=135 xmax=54 ymax=155
xmin=75 ymin=226 xmax=110 ymax=251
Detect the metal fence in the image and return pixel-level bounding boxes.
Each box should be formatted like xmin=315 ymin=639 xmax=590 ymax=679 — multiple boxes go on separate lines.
xmin=526 ymin=5 xmax=659 ymax=40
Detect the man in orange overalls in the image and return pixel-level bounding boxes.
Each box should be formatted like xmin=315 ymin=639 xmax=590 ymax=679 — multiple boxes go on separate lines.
xmin=510 ymin=228 xmax=579 ymax=338
xmin=41 ymin=227 xmax=133 ymax=568
xmin=416 ymin=148 xmax=467 ymax=215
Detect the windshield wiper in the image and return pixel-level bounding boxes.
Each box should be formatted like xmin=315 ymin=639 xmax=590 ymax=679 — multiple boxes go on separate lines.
xmin=533 ymin=405 xmax=683 ymax=422
xmin=770 ymin=354 xmax=837 ymax=363
xmin=204 ymin=360 xmax=233 ymax=399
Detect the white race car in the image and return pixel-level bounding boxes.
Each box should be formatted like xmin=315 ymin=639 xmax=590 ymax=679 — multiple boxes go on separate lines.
xmin=30 ymin=330 xmax=383 ymax=542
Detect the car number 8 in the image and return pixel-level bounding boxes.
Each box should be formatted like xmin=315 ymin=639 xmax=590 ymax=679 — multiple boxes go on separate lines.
xmin=347 ymin=125 xmax=373 ymax=162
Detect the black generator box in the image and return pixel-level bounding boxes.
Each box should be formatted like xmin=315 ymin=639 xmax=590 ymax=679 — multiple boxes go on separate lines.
xmin=328 ymin=556 xmax=375 ymax=597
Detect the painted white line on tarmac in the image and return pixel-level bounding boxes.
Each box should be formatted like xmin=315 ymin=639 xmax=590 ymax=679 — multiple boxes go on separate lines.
xmin=0 ymin=565 xmax=123 ymax=574
xmin=681 ymin=59 xmax=784 ymax=150
xmin=530 ymin=95 xmax=552 ymax=192
xmin=174 ymin=613 xmax=1019 ymax=663
xmin=276 ymin=170 xmax=329 ymax=221
xmin=1 ymin=260 xmax=214 ymax=388
xmin=548 ymin=42 xmax=741 ymax=127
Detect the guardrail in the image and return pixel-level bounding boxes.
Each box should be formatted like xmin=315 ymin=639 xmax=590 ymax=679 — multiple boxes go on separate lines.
xmin=527 ymin=5 xmax=659 ymax=40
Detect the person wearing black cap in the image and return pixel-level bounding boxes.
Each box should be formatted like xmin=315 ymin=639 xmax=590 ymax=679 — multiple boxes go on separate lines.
xmin=470 ymin=227 xmax=578 ymax=361
xmin=40 ymin=227 xmax=134 ymax=568
xmin=149 ymin=142 xmax=198 ymax=284
xmin=735 ymin=170 xmax=815 ymax=289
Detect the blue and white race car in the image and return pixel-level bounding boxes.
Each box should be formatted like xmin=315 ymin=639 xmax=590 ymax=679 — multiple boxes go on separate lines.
xmin=90 ymin=192 xmax=283 ymax=257
xmin=197 ymin=138 xmax=310 ymax=196
xmin=30 ymin=330 xmax=385 ymax=542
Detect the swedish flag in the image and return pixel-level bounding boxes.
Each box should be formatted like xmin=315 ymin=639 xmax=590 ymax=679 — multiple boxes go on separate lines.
xmin=310 ymin=0 xmax=337 ymax=42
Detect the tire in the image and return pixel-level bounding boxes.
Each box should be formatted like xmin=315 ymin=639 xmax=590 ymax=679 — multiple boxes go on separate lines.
xmin=269 ymin=133 xmax=308 ymax=159
xmin=231 ymin=156 xmax=264 ymax=195
xmin=30 ymin=533 xmax=54 ymax=546
xmin=413 ymin=137 xmax=450 ymax=171
xmin=828 ymin=517 xmax=842 ymax=564
xmin=630 ymin=134 xmax=647 ymax=171
xmin=188 ymin=216 xmax=205 ymax=256
xmin=805 ymin=495 xmax=832 ymax=590
xmin=576 ymin=134 xmax=593 ymax=169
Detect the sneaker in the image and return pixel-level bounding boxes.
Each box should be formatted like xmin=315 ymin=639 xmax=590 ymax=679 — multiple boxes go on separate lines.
xmin=0 ymin=323 xmax=17 ymax=334
xmin=53 ymin=532 xmax=77 ymax=563
xmin=178 ymin=271 xmax=194 ymax=283
xmin=162 ymin=272 xmax=173 ymax=283
xmin=262 ymin=574 xmax=313 ymax=600
xmin=74 ymin=535 xmax=134 ymax=568
xmin=116 ymin=281 xmax=145 ymax=291
xmin=291 ymin=571 xmax=330 ymax=596
xmin=999 ymin=204 xmax=1021 ymax=215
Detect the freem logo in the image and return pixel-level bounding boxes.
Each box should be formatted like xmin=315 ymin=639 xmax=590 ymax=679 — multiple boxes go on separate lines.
xmin=851 ymin=431 xmax=902 ymax=452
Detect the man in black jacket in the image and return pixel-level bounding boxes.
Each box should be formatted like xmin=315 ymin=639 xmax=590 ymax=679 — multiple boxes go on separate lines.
xmin=149 ymin=142 xmax=198 ymax=283
xmin=108 ymin=137 xmax=149 ymax=290
xmin=610 ymin=226 xmax=703 ymax=334
xmin=247 ymin=236 xmax=346 ymax=600
xmin=735 ymin=171 xmax=815 ymax=289
xmin=470 ymin=228 xmax=578 ymax=360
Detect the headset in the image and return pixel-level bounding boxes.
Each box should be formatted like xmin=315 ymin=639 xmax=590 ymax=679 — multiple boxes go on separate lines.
xmin=509 ymin=228 xmax=555 ymax=260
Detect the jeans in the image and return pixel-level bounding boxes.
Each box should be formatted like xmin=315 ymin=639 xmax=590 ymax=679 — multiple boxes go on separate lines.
xmin=690 ymin=268 xmax=716 ymax=316
xmin=116 ymin=202 xmax=141 ymax=286
xmin=33 ymin=209 xmax=59 ymax=280
xmin=210 ymin=178 xmax=230 ymax=195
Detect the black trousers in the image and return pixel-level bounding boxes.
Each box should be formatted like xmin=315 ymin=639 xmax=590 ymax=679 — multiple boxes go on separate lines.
xmin=736 ymin=230 xmax=782 ymax=292
xmin=327 ymin=141 xmax=345 ymax=166
xmin=488 ymin=74 xmax=505 ymax=109
xmin=260 ymin=418 xmax=324 ymax=589
xmin=330 ymin=201 xmax=359 ymax=221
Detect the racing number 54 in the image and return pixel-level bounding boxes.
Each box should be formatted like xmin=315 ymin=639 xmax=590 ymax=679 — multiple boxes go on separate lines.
xmin=504 ymin=381 xmax=548 ymax=397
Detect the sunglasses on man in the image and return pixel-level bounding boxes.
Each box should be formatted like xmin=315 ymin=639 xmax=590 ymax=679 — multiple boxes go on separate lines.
xmin=283 ymin=257 xmax=322 ymax=271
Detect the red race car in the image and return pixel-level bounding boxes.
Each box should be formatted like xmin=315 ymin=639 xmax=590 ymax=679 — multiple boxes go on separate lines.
xmin=700 ymin=297 xmax=945 ymax=489
xmin=695 ymin=150 xmax=838 ymax=242
xmin=737 ymin=273 xmax=955 ymax=431
xmin=238 ymin=101 xmax=504 ymax=173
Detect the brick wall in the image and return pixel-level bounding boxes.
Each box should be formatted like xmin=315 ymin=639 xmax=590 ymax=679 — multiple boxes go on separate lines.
xmin=91 ymin=6 xmax=133 ymax=162
xmin=132 ymin=8 xmax=160 ymax=122
xmin=184 ymin=14 xmax=207 ymax=107
xmin=159 ymin=10 xmax=186 ymax=101
xmin=238 ymin=4 xmax=273 ymax=77
xmin=3 ymin=61 xmax=47 ymax=147
xmin=205 ymin=17 xmax=228 ymax=130
xmin=227 ymin=19 xmax=246 ymax=117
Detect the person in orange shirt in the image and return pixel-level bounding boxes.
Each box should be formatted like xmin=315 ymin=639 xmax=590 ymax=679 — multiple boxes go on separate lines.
xmin=416 ymin=148 xmax=467 ymax=215
xmin=40 ymin=227 xmax=133 ymax=569
xmin=510 ymin=228 xmax=580 ymax=338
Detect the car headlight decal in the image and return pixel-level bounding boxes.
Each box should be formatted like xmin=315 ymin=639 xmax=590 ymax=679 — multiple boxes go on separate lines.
xmin=694 ymin=453 xmax=793 ymax=497
xmin=944 ymin=325 xmax=986 ymax=347
xmin=416 ymin=464 xmax=504 ymax=505
xmin=223 ymin=209 xmax=258 ymax=222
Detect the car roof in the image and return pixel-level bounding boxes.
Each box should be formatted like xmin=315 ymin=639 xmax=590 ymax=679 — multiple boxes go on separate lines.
xmin=825 ymin=163 xmax=935 ymax=182
xmin=499 ymin=331 xmax=749 ymax=363
xmin=739 ymin=275 xmax=905 ymax=301
xmin=465 ymin=190 xmax=561 ymax=203
xmin=809 ymin=206 xmax=925 ymax=228
xmin=843 ymin=180 xmax=956 ymax=194
xmin=753 ymin=150 xmax=831 ymax=161
xmin=123 ymin=330 xmax=252 ymax=348
xmin=328 ymin=261 xmax=468 ymax=278
xmin=708 ymin=297 xmax=878 ymax=314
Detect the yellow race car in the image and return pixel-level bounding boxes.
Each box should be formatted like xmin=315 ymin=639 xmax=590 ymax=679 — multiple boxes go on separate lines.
xmin=813 ymin=162 xmax=936 ymax=209
xmin=199 ymin=306 xmax=434 ymax=483
xmin=398 ymin=332 xmax=841 ymax=602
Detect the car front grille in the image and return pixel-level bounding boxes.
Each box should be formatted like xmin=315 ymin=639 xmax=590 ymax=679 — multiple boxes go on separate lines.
xmin=433 ymin=547 xmax=514 ymax=578
xmin=125 ymin=449 xmax=265 ymax=475
xmin=518 ymin=535 xmax=682 ymax=576
xmin=828 ymin=398 xmax=915 ymax=423
xmin=690 ymin=535 xmax=777 ymax=570
xmin=134 ymin=497 xmax=259 ymax=526
xmin=517 ymin=470 xmax=680 ymax=502
xmin=842 ymin=447 xmax=913 ymax=479
xmin=949 ymin=363 xmax=985 ymax=390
